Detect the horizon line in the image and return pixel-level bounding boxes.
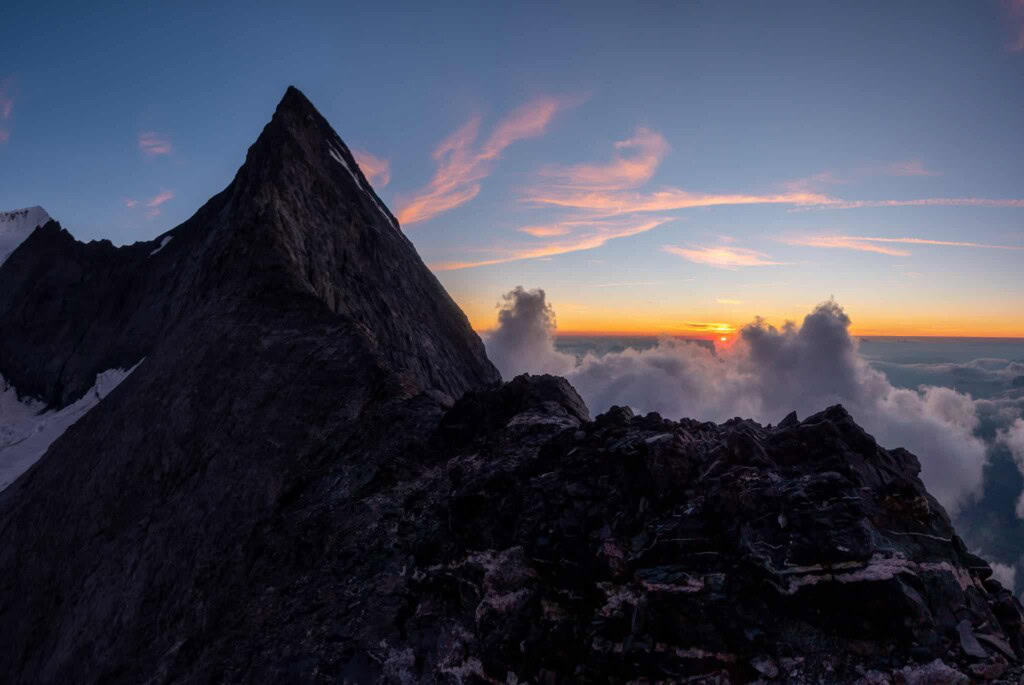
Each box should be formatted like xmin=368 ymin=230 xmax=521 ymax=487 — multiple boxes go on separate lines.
xmin=473 ymin=328 xmax=1024 ymax=340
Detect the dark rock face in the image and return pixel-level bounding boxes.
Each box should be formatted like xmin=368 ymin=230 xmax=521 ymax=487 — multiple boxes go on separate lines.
xmin=0 ymin=87 xmax=496 ymax=407
xmin=0 ymin=88 xmax=1021 ymax=683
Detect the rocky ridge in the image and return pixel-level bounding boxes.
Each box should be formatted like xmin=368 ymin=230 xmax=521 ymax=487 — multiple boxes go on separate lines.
xmin=0 ymin=88 xmax=1019 ymax=683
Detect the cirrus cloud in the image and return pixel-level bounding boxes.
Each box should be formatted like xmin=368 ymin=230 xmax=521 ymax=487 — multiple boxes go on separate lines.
xmin=784 ymin=234 xmax=1024 ymax=255
xmin=396 ymin=95 xmax=576 ymax=225
xmin=138 ymin=132 xmax=172 ymax=157
xmin=432 ymin=217 xmax=672 ymax=271
xmin=663 ymin=245 xmax=784 ymax=269
xmin=352 ymin=149 xmax=390 ymax=188
xmin=539 ymin=127 xmax=670 ymax=191
xmin=123 ymin=190 xmax=175 ymax=218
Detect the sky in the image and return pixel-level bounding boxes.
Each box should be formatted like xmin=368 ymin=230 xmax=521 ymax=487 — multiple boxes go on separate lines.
xmin=2 ymin=1 xmax=1023 ymax=337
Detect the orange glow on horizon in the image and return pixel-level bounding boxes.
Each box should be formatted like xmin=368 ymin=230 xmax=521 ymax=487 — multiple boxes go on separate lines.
xmin=465 ymin=309 xmax=1024 ymax=340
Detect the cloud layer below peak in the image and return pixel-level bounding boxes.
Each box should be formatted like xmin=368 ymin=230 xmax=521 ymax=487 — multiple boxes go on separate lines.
xmin=485 ymin=287 xmax=996 ymax=515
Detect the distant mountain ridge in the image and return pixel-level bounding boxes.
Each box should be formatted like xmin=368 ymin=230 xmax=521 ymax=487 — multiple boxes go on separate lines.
xmin=0 ymin=206 xmax=50 ymax=266
xmin=0 ymin=88 xmax=1020 ymax=683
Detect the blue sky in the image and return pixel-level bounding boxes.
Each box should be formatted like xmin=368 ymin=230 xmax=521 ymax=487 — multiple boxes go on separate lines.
xmin=2 ymin=1 xmax=1023 ymax=334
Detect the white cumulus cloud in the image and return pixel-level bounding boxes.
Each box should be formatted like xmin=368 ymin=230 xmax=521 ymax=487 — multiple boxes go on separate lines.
xmin=484 ymin=287 xmax=988 ymax=514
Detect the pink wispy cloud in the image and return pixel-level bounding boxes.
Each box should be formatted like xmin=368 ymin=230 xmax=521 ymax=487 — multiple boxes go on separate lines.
xmin=539 ymin=127 xmax=669 ymax=190
xmin=0 ymin=130 xmax=8 ymax=144
xmin=146 ymin=190 xmax=174 ymax=208
xmin=882 ymin=160 xmax=939 ymax=177
xmin=817 ymin=197 xmax=1024 ymax=209
xmin=426 ymin=108 xmax=1023 ymax=273
xmin=138 ymin=132 xmax=173 ymax=156
xmin=784 ymin=160 xmax=939 ymax=193
xmin=352 ymin=149 xmax=390 ymax=187
xmin=784 ymin=235 xmax=911 ymax=255
xmin=524 ymin=127 xmax=831 ymax=215
xmin=784 ymin=234 xmax=1024 ymax=254
xmin=662 ymin=245 xmax=784 ymax=269
xmin=519 ymin=224 xmax=573 ymax=237
xmin=525 ymin=187 xmax=832 ymax=214
xmin=431 ymin=217 xmax=671 ymax=271
xmin=442 ymin=125 xmax=831 ymax=272
xmin=397 ymin=95 xmax=574 ymax=225
xmin=784 ymin=170 xmax=845 ymax=193
xmin=123 ymin=190 xmax=174 ymax=218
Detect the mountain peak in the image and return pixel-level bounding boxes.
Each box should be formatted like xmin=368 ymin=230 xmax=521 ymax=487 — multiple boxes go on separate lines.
xmin=0 ymin=206 xmax=51 ymax=266
xmin=231 ymin=86 xmax=398 ymax=232
xmin=278 ymin=84 xmax=317 ymax=114
xmin=0 ymin=89 xmax=496 ymax=408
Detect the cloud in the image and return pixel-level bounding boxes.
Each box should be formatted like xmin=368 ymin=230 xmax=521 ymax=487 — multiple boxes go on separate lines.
xmin=484 ymin=288 xmax=576 ymax=378
xmin=784 ymin=170 xmax=846 ymax=193
xmin=424 ymin=108 xmax=1022 ymax=273
xmin=663 ymin=245 xmax=783 ymax=268
xmin=397 ymin=96 xmax=571 ymax=225
xmin=123 ymin=190 xmax=174 ymax=218
xmin=519 ymin=225 xmax=572 ymax=237
xmin=539 ymin=127 xmax=669 ymax=191
xmin=525 ymin=187 xmax=832 ymax=214
xmin=820 ymin=197 xmax=1024 ymax=210
xmin=481 ymin=97 xmax=567 ymax=158
xmin=431 ymin=217 xmax=672 ymax=271
xmin=485 ymin=290 xmax=990 ymax=514
xmin=883 ymin=160 xmax=939 ymax=177
xmin=146 ymin=190 xmax=174 ymax=208
xmin=682 ymin=322 xmax=734 ymax=332
xmin=1000 ymin=419 xmax=1024 ymax=516
xmin=717 ymin=298 xmax=742 ymax=305
xmin=352 ymin=149 xmax=390 ymax=187
xmin=785 ymin=235 xmax=911 ymax=256
xmin=785 ymin=234 xmax=1024 ymax=254
xmin=138 ymin=132 xmax=172 ymax=156
xmin=990 ymin=561 xmax=1017 ymax=591
xmin=0 ymin=130 xmax=8 ymax=144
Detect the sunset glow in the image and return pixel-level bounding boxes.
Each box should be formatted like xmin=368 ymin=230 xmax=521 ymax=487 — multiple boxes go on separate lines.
xmin=2 ymin=3 xmax=1022 ymax=338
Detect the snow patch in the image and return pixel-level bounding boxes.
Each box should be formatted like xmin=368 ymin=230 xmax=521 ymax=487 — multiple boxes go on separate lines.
xmin=149 ymin=234 xmax=173 ymax=256
xmin=0 ymin=206 xmax=51 ymax=266
xmin=0 ymin=360 xmax=143 ymax=490
xmin=327 ymin=143 xmax=398 ymax=231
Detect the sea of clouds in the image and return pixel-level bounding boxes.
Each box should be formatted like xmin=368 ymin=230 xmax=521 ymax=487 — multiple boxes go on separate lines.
xmin=485 ymin=287 xmax=1024 ymax=583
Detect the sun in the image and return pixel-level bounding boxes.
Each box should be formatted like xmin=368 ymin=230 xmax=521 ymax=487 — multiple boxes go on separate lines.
xmin=720 ymin=336 xmax=728 ymax=342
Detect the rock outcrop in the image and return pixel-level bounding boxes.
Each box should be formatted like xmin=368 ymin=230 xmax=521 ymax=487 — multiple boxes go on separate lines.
xmin=0 ymin=88 xmax=1019 ymax=684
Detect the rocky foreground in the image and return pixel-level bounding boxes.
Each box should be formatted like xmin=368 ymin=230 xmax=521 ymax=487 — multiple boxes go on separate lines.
xmin=0 ymin=88 xmax=1020 ymax=683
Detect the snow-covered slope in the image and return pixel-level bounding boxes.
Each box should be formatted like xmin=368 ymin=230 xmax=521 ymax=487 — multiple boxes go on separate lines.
xmin=0 ymin=206 xmax=51 ymax=266
xmin=0 ymin=362 xmax=141 ymax=490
